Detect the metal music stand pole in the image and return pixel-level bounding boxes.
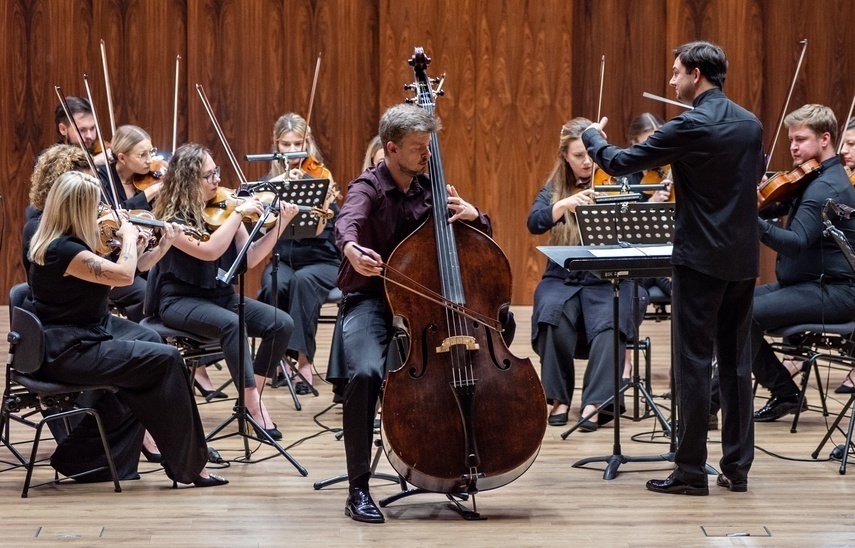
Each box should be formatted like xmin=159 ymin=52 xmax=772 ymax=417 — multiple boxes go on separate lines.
xmin=204 ymin=199 xmax=307 ymax=476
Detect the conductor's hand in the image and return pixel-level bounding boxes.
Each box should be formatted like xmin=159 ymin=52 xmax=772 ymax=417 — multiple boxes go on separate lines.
xmin=587 ymin=117 xmax=609 ymax=140
xmin=446 ymin=184 xmax=479 ymax=223
xmin=344 ymin=242 xmax=383 ymax=277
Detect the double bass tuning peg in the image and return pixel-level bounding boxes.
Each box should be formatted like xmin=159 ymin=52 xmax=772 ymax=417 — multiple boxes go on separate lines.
xmin=403 ymin=83 xmax=417 ymax=91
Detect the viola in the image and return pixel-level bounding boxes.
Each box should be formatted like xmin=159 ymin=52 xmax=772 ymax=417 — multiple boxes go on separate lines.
xmin=757 ymin=159 xmax=821 ymax=211
xmin=97 ymin=208 xmax=209 ymax=255
xmin=133 ymin=156 xmax=168 ymax=191
xmin=380 ymin=47 xmax=546 ymax=495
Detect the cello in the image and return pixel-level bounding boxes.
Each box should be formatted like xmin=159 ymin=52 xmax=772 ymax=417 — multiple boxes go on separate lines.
xmin=380 ymin=48 xmax=547 ymax=497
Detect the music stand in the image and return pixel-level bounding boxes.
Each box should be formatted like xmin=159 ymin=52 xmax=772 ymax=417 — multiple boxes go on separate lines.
xmin=260 ymin=178 xmax=329 ymax=396
xmin=204 ymin=198 xmax=307 ymax=476
xmin=552 ymin=202 xmax=675 ymax=479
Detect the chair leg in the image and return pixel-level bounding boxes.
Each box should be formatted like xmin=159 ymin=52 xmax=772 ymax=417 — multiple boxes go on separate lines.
xmin=812 ymin=360 xmax=829 ymax=417
xmin=790 ymin=356 xmax=816 ymax=433
xmin=89 ymin=409 xmax=122 ymax=493
xmin=840 ymin=395 xmax=855 ymax=475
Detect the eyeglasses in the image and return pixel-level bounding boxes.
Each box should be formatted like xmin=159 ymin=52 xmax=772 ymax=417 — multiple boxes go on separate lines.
xmin=135 ymin=147 xmax=157 ymax=161
xmin=202 ymin=166 xmax=221 ymax=182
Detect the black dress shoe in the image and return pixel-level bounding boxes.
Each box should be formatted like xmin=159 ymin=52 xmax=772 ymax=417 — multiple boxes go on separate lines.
xmin=294 ymin=381 xmax=313 ymax=395
xmin=141 ymin=446 xmax=162 ymax=463
xmin=548 ymin=410 xmax=569 ymax=426
xmin=345 ymin=488 xmax=385 ymax=523
xmin=646 ymin=474 xmax=708 ymax=496
xmin=252 ymin=421 xmax=283 ymax=441
xmin=578 ymin=419 xmax=598 ymax=433
xmin=753 ymin=395 xmax=806 ymax=422
xmin=715 ymin=473 xmax=747 ymax=492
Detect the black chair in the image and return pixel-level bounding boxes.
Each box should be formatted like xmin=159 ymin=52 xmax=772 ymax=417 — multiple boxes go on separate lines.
xmin=766 ymin=322 xmax=855 ymax=433
xmin=318 ymin=287 xmax=343 ymax=324
xmin=1 ymin=306 xmax=122 ymax=497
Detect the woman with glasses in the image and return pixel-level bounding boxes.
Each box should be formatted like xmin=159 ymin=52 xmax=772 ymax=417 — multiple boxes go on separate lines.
xmin=97 ymin=125 xmax=161 ymax=210
xmin=257 ymin=113 xmax=340 ymax=395
xmin=152 ymin=143 xmax=300 ymax=440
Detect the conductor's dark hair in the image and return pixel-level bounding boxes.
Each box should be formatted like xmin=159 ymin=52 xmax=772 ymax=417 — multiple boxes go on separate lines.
xmin=673 ymin=41 xmax=728 ymax=89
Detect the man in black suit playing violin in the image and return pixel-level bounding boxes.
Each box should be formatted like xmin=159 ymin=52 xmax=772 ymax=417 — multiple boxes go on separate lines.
xmin=583 ymin=41 xmax=763 ymax=495
xmin=750 ymin=104 xmax=855 ymax=419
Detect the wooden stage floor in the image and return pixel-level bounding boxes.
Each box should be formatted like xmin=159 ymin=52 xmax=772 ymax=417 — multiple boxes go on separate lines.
xmin=1 ymin=305 xmax=854 ymax=546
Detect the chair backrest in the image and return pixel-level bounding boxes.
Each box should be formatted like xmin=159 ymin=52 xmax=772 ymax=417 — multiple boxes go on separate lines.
xmin=8 ymin=307 xmax=46 ymax=374
xmin=8 ymin=282 xmax=30 ymax=322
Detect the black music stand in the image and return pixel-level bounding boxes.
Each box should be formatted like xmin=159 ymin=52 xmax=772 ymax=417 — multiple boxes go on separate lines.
xmin=204 ymin=198 xmax=307 ymax=476
xmin=551 ymin=202 xmax=675 ymax=479
xmin=261 ymin=178 xmax=329 ymax=396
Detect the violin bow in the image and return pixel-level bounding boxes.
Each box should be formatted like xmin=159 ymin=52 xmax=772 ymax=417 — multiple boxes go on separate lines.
xmin=767 ymin=39 xmax=808 ymax=170
xmin=837 ymin=90 xmax=855 ymax=155
xmin=54 ymin=86 xmax=115 ymax=210
xmin=300 ymin=52 xmax=322 ymax=154
xmin=596 ymin=54 xmax=605 ymax=122
xmin=172 ymin=54 xmax=180 ymax=154
xmin=99 ymin=39 xmax=117 ymax=137
xmin=83 ymin=74 xmax=122 ymax=212
xmin=195 ymin=83 xmax=249 ymax=187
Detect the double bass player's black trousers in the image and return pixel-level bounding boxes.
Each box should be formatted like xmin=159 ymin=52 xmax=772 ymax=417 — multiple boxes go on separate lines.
xmin=339 ymin=295 xmax=396 ymax=486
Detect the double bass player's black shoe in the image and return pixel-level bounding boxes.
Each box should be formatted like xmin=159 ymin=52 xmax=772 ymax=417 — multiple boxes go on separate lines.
xmin=345 ymin=487 xmax=385 ymax=523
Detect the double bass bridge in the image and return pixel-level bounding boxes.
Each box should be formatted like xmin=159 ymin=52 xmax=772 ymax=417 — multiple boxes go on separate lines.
xmin=436 ymin=335 xmax=479 ymax=353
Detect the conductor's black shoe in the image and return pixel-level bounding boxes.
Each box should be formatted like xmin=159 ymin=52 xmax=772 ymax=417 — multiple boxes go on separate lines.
xmin=715 ymin=473 xmax=748 ymax=492
xmin=646 ymin=474 xmax=709 ymax=496
xmin=345 ymin=488 xmax=385 ymax=523
xmin=753 ymin=395 xmax=806 ymax=422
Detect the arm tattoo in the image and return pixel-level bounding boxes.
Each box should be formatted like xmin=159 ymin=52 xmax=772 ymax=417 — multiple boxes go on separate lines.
xmin=82 ymin=257 xmax=111 ymax=279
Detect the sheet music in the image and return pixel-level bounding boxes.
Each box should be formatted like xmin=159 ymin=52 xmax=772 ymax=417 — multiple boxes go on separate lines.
xmin=639 ymin=245 xmax=673 ymax=256
xmin=589 ymin=247 xmax=645 ymax=258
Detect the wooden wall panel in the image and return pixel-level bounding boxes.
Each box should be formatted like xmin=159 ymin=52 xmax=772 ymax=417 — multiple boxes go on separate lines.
xmin=3 ymin=0 xmax=855 ymax=304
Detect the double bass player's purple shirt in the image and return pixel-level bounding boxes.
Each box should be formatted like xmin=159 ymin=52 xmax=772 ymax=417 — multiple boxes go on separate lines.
xmin=335 ymin=161 xmax=491 ymax=296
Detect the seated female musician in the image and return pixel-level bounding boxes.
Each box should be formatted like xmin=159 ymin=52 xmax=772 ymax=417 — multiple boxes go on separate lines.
xmin=626 ymin=113 xmax=672 ymax=203
xmin=528 ymin=118 xmax=637 ymax=431
xmin=23 ymin=144 xmax=170 ymax=468
xmin=257 ymin=113 xmax=340 ymax=394
xmin=835 ymin=117 xmax=855 ymax=393
xmin=97 ymin=124 xmax=161 ymax=210
xmin=361 ymin=135 xmax=385 ymax=171
xmin=28 ymin=171 xmax=226 ymax=487
xmin=152 ymin=143 xmax=299 ymax=440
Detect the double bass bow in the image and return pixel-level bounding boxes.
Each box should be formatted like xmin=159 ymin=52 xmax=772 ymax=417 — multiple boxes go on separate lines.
xmin=380 ymin=47 xmax=546 ymax=498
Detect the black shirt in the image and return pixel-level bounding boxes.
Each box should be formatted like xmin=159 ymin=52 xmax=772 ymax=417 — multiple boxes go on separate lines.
xmin=97 ymin=163 xmax=151 ymax=211
xmin=583 ymin=88 xmax=764 ymax=281
xmin=759 ymin=156 xmax=855 ymax=285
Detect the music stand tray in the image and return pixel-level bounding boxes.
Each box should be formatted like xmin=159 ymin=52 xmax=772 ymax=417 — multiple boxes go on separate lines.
xmin=274 ymin=177 xmax=329 ymax=239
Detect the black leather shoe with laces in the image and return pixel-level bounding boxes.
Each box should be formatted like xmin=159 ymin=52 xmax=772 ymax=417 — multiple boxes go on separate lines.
xmin=345 ymin=487 xmax=385 ymax=523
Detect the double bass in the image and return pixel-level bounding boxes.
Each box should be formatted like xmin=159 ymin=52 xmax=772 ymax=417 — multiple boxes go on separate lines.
xmin=380 ymin=48 xmax=547 ymax=496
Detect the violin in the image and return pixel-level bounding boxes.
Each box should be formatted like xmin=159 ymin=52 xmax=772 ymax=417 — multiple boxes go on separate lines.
xmin=203 ymin=187 xmax=278 ymax=230
xmin=133 ymin=156 xmax=168 ymax=191
xmin=97 ymin=208 xmax=209 ymax=255
xmin=640 ymin=166 xmax=675 ymax=201
xmin=757 ymin=159 xmax=821 ymax=211
xmin=202 ymin=187 xmax=332 ymax=231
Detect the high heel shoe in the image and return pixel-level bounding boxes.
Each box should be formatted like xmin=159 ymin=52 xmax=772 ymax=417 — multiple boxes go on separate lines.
xmin=194 ymin=380 xmax=228 ymax=399
xmin=141 ymin=446 xmax=162 ymax=463
xmin=251 ymin=421 xmax=283 ymax=441
xmin=835 ymin=369 xmax=855 ymax=394
xmin=172 ymin=474 xmax=229 ymax=489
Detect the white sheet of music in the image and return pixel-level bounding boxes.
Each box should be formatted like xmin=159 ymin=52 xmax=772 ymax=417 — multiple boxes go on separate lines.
xmin=639 ymin=245 xmax=673 ymax=256
xmin=589 ymin=247 xmax=645 ymax=258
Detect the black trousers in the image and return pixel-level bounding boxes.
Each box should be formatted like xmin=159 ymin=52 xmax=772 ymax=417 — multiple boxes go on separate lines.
xmin=258 ymin=259 xmax=338 ymax=362
xmin=41 ymin=319 xmax=208 ymax=484
xmin=752 ymin=281 xmax=855 ymax=397
xmin=340 ymin=296 xmax=396 ymax=486
xmin=535 ymin=295 xmax=625 ymax=416
xmin=671 ymin=265 xmax=755 ymax=484
xmin=160 ymin=293 xmax=293 ymax=386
